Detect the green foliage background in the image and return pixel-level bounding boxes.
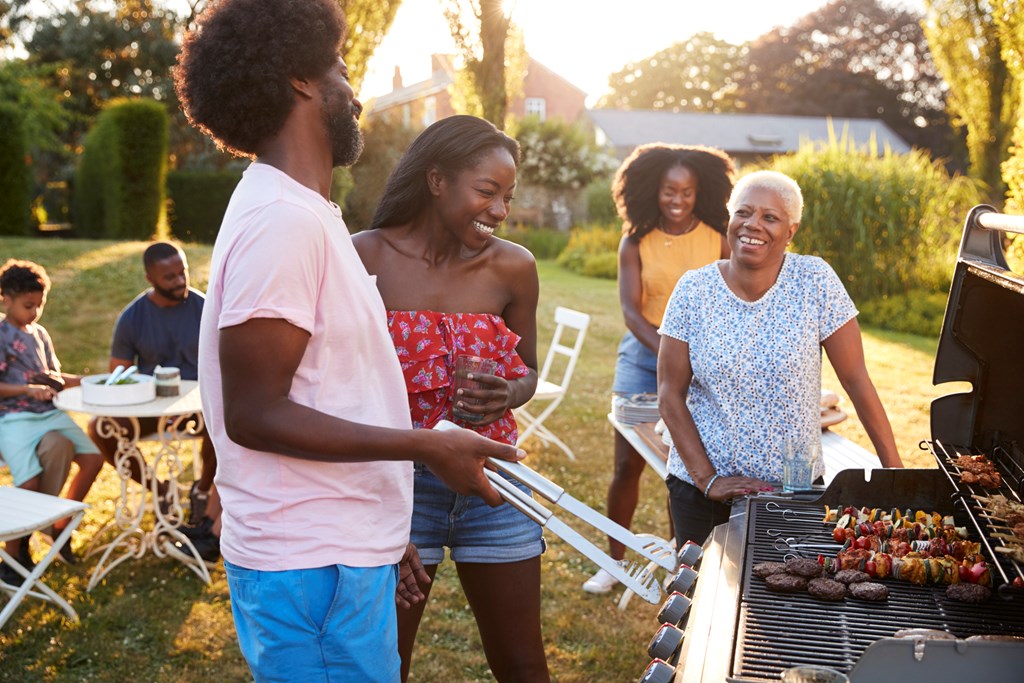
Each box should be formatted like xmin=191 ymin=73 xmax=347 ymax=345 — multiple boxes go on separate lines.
xmin=0 ymin=102 xmax=29 ymax=235
xmin=343 ymin=117 xmax=418 ymax=232
xmin=770 ymin=134 xmax=982 ymax=302
xmin=511 ymin=116 xmax=615 ymax=191
xmin=166 ymin=169 xmax=242 ymax=243
xmin=556 ymin=224 xmax=620 ymax=280
xmin=501 ymin=225 xmax=571 ymax=260
xmin=74 ymin=99 xmax=169 ymax=240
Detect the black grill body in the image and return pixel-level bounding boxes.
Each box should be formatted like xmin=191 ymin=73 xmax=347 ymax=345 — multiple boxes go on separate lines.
xmin=671 ymin=208 xmax=1024 ymax=682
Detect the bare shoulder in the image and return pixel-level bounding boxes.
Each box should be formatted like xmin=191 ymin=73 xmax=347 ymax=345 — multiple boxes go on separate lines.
xmin=492 ymin=237 xmax=537 ymax=274
xmin=351 ymin=228 xmax=393 ymax=272
xmin=351 ymin=227 xmax=382 ymax=253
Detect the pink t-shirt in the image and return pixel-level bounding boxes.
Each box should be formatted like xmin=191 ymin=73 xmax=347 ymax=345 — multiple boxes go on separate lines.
xmin=199 ymin=162 xmax=413 ymax=570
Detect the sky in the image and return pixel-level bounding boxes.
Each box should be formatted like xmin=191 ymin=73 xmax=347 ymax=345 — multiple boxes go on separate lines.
xmin=360 ymin=0 xmax=923 ymax=106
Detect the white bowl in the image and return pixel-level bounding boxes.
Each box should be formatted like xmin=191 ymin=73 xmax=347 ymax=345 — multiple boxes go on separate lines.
xmin=81 ymin=373 xmax=157 ymax=406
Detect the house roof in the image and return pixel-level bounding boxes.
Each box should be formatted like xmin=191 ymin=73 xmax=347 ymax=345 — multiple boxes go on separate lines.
xmin=366 ymin=54 xmax=587 ymax=116
xmin=586 ymin=109 xmax=911 ymax=156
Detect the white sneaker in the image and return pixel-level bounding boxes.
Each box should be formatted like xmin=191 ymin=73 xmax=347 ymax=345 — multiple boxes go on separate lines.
xmin=582 ymin=568 xmax=619 ymax=594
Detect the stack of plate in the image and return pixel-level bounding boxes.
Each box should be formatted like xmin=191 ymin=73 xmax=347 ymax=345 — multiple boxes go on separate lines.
xmin=611 ymin=393 xmax=661 ymax=425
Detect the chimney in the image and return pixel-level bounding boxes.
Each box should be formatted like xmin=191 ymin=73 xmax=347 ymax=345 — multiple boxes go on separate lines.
xmin=392 ymin=66 xmax=403 ymax=91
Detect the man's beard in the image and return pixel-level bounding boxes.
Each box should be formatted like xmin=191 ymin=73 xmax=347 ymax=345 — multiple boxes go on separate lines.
xmin=153 ymin=283 xmax=187 ymax=303
xmin=324 ymin=96 xmax=364 ymax=168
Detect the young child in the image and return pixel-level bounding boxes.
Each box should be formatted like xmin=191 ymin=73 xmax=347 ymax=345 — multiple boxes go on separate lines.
xmin=0 ymin=259 xmax=104 ymax=584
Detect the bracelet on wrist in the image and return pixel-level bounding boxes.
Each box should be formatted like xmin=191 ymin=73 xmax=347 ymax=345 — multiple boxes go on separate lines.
xmin=703 ymin=473 xmax=720 ymax=498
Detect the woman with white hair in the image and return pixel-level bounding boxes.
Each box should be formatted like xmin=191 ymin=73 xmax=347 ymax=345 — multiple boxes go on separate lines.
xmin=657 ymin=170 xmax=904 ymax=547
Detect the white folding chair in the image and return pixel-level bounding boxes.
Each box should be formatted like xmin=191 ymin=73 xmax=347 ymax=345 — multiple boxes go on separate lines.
xmin=0 ymin=487 xmax=88 ymax=628
xmin=515 ymin=306 xmax=590 ymax=460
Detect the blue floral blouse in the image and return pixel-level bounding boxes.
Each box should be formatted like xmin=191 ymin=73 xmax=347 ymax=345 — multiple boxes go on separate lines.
xmin=658 ymin=253 xmax=857 ymax=484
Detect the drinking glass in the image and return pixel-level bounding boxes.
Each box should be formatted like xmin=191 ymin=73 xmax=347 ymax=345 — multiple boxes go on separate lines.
xmin=782 ymin=439 xmax=819 ymax=492
xmin=452 ymin=355 xmax=497 ymax=423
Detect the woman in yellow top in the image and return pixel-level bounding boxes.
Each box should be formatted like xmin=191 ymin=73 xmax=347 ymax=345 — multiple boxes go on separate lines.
xmin=584 ymin=143 xmax=734 ymax=594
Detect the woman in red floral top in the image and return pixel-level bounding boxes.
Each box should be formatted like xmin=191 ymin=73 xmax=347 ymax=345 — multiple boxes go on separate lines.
xmin=354 ymin=116 xmax=546 ymax=682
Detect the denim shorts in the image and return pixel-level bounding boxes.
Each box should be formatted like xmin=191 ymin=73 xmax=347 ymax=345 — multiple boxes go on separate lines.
xmin=612 ymin=331 xmax=659 ymax=395
xmin=224 ymin=561 xmax=400 ymax=683
xmin=411 ymin=463 xmax=545 ymax=564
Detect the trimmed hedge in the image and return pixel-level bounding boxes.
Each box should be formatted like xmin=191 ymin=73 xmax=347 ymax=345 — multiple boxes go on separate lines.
xmin=75 ymin=98 xmax=169 ymax=239
xmin=0 ymin=103 xmax=29 ymax=235
xmin=166 ymin=169 xmax=243 ymax=243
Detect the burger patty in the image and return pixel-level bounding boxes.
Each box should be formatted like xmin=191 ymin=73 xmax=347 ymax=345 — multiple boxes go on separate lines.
xmin=808 ymin=577 xmax=847 ymax=601
xmin=785 ymin=557 xmax=823 ymax=578
xmin=765 ymin=573 xmax=809 ymax=593
xmin=752 ymin=561 xmax=788 ymax=578
xmin=946 ymin=583 xmax=991 ymax=603
xmin=849 ymin=581 xmax=889 ymax=601
xmin=834 ymin=569 xmax=871 ymax=585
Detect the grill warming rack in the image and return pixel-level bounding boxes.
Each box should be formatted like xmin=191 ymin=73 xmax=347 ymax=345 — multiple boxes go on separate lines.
xmin=927 ymin=439 xmax=1024 ymax=595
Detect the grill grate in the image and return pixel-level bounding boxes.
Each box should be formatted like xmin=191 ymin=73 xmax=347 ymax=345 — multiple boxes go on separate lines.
xmin=729 ymin=499 xmax=1024 ymax=682
xmin=928 ymin=439 xmax=1024 ymax=592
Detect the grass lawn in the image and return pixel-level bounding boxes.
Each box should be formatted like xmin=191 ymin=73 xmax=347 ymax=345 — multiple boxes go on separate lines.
xmin=0 ymin=238 xmax=948 ymax=682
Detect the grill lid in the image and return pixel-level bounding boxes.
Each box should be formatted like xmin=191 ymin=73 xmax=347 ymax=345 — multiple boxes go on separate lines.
xmin=932 ymin=206 xmax=1024 ymax=451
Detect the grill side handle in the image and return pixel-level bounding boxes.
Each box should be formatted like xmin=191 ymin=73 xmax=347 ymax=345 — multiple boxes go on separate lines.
xmin=962 ymin=205 xmax=1015 ymax=268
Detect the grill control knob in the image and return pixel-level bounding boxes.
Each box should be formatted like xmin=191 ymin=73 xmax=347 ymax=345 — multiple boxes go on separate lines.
xmin=637 ymin=658 xmax=676 ymax=683
xmin=677 ymin=540 xmax=703 ymax=568
xmin=666 ymin=564 xmax=698 ymax=595
xmin=647 ymin=622 xmax=685 ymax=660
xmin=657 ymin=591 xmax=692 ymax=626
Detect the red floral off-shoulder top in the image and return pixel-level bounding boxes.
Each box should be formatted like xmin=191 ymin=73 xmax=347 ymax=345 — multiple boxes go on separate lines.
xmin=387 ymin=311 xmax=530 ymax=445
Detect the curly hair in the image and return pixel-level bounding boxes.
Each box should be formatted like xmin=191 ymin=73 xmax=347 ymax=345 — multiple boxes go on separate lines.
xmin=0 ymin=259 xmax=51 ymax=297
xmin=370 ymin=115 xmax=521 ymax=230
xmin=173 ymin=0 xmax=346 ymax=159
xmin=612 ymin=143 xmax=735 ymax=242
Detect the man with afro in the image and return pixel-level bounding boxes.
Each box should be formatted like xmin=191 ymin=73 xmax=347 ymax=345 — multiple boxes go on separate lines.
xmin=174 ymin=1 xmax=523 ymax=680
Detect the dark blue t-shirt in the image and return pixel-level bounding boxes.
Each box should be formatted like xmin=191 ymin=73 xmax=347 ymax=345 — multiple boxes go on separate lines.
xmin=111 ymin=288 xmax=204 ymax=380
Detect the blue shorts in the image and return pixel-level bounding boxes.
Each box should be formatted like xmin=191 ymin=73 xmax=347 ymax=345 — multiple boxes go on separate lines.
xmin=411 ymin=463 xmax=545 ymax=565
xmin=612 ymin=331 xmax=658 ymax=395
xmin=0 ymin=409 xmax=99 ymax=486
xmin=224 ymin=561 xmax=400 ymax=683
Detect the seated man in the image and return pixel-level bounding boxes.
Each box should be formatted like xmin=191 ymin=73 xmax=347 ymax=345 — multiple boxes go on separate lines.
xmin=87 ymin=242 xmax=218 ymax=560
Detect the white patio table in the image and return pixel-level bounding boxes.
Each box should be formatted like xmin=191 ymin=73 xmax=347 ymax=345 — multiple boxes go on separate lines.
xmin=54 ymin=380 xmax=211 ymax=589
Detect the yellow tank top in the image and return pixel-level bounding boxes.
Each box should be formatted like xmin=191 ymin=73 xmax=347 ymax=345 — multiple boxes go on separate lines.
xmin=637 ymin=221 xmax=722 ymax=326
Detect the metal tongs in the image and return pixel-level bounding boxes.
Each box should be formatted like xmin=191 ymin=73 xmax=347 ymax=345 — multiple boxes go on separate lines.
xmin=435 ymin=420 xmax=673 ymax=604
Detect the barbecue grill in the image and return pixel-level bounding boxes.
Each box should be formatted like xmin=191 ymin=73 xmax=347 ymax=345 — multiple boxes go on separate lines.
xmin=648 ymin=207 xmax=1024 ymax=682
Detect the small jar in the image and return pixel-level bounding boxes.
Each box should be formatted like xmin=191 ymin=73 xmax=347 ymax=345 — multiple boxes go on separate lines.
xmin=154 ymin=365 xmax=181 ymax=397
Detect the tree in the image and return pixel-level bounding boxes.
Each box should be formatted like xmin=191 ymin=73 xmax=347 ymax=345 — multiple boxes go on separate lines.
xmin=24 ymin=0 xmax=180 ymax=149
xmin=596 ymin=32 xmax=747 ymax=113
xmin=924 ymin=0 xmax=1020 ymax=202
xmin=0 ymin=0 xmax=33 ymax=48
xmin=340 ymin=0 xmax=402 ymax=92
xmin=12 ymin=0 xmax=402 ymax=172
xmin=344 ymin=117 xmax=418 ymax=231
xmin=992 ymin=0 xmax=1024 ymax=265
xmin=510 ymin=116 xmax=616 ymax=229
xmin=448 ymin=22 xmax=527 ymax=125
xmin=0 ymin=61 xmax=70 ymax=156
xmin=738 ymin=0 xmax=956 ymax=162
xmin=512 ymin=116 xmax=614 ymax=191
xmin=444 ymin=0 xmax=511 ymax=129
